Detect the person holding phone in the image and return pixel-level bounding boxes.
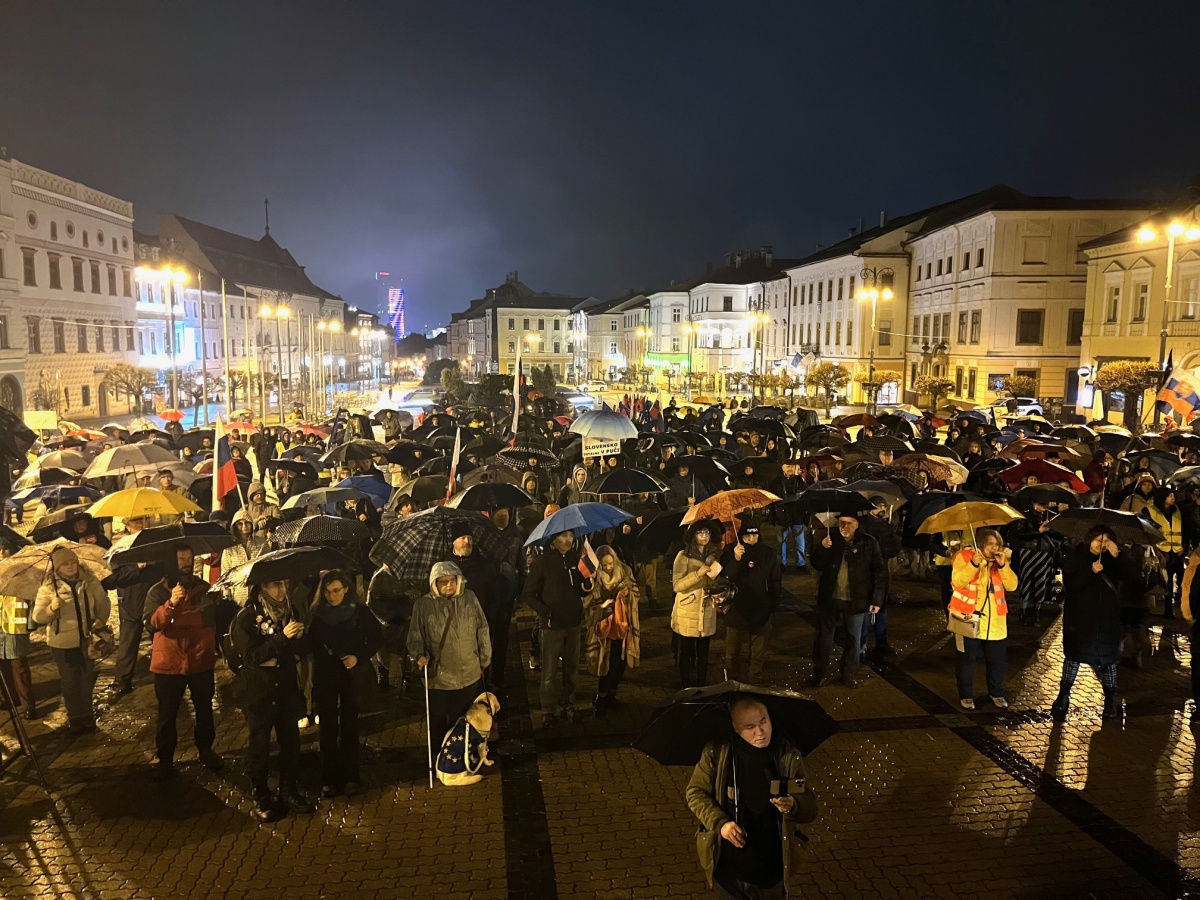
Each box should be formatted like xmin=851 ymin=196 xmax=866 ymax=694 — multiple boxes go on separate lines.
xmin=672 ymin=523 xmax=722 ymax=688
xmin=949 ymin=528 xmax=1019 ymax=710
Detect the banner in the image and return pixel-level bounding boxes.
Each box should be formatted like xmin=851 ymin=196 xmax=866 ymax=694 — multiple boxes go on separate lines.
xmin=23 ymin=410 xmax=58 ymax=432
xmin=582 ymin=437 xmax=621 ymax=459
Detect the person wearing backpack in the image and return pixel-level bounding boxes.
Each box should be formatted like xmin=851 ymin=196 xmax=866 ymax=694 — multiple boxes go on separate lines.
xmin=584 ymin=545 xmax=641 ymax=713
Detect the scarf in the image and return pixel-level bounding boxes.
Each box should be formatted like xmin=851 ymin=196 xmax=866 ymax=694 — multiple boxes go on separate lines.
xmin=314 ymin=601 xmax=357 ymax=626
xmin=259 ymin=593 xmax=292 ymax=625
xmin=594 ymin=546 xmax=630 ymax=592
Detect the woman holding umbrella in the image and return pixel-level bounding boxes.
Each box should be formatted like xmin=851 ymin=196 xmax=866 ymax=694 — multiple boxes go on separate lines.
xmin=1052 ymin=526 xmax=1126 ymax=721
xmin=32 ymin=547 xmax=110 ymax=732
xmin=672 ymin=522 xmax=722 ymax=689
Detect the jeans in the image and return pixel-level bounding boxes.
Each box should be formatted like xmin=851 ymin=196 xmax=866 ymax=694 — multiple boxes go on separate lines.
xmin=860 ymin=608 xmax=888 ymax=649
xmin=485 ymin=595 xmax=515 ymax=688
xmin=956 ymin=637 xmax=1007 ymax=699
xmin=246 ymin=702 xmax=302 ymax=796
xmin=725 ymin=624 xmax=770 ymax=682
xmin=49 ymin=646 xmax=95 ymax=724
xmin=154 ymin=670 xmax=216 ymax=763
xmin=676 ymin=635 xmax=711 ymax=688
xmin=314 ymin=671 xmax=363 ymax=785
xmin=781 ymin=525 xmax=806 ymax=568
xmin=813 ymin=607 xmax=864 ymax=678
xmin=538 ymin=626 xmax=580 ymax=715
xmin=112 ymin=590 xmax=146 ymax=689
xmin=428 ymin=678 xmax=484 ymax=742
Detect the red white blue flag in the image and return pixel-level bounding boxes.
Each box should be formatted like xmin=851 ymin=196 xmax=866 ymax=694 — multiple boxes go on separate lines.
xmin=446 ymin=426 xmax=462 ymax=502
xmin=213 ymin=418 xmax=240 ymax=512
xmin=577 ymin=537 xmax=598 ymax=579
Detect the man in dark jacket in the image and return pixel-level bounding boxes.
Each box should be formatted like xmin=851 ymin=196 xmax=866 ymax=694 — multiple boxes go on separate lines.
xmin=857 ymin=497 xmax=902 ymax=662
xmin=772 ymin=460 xmax=807 ymax=573
xmin=721 ymin=523 xmax=781 ymax=681
xmin=231 ymin=579 xmax=315 ymax=823
xmin=810 ymin=513 xmax=885 ymax=689
xmin=143 ymin=547 xmax=222 ymax=780
xmin=103 ymin=515 xmax=162 ymax=701
xmin=521 ymin=530 xmax=593 ymax=727
xmin=450 ymin=521 xmax=506 ymax=689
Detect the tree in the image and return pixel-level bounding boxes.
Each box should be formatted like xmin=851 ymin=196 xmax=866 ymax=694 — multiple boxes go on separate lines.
xmin=470 ymin=374 xmax=510 ymax=409
xmin=219 ymin=371 xmax=250 ymax=410
xmin=530 ymin=364 xmax=557 ymax=395
xmin=422 ymin=358 xmax=458 ymax=387
xmin=1094 ymin=360 xmax=1160 ymax=431
xmin=913 ymin=374 xmax=955 ymax=411
xmin=105 ymin=363 xmax=162 ymax=414
xmin=440 ymin=362 xmax=467 ymax=400
xmin=1000 ymin=374 xmax=1039 ymax=400
xmin=807 ymin=362 xmax=851 ymax=415
xmin=853 ymin=368 xmax=901 ymax=410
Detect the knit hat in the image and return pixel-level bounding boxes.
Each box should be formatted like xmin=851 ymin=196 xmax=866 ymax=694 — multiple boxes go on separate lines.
xmin=450 ymin=520 xmax=473 ymax=540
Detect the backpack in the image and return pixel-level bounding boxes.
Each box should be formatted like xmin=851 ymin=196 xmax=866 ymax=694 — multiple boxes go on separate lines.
xmin=596 ymin=588 xmax=630 ymax=641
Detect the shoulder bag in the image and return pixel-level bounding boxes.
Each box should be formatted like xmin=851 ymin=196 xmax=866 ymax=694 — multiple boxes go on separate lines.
xmin=426 ymin=602 xmax=458 ymax=679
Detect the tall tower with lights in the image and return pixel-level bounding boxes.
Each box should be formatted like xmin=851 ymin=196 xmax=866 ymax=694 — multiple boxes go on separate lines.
xmin=377 ymin=271 xmax=405 ymax=341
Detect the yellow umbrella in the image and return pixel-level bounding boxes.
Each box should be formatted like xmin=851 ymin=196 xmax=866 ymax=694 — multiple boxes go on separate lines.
xmin=87 ymin=487 xmax=200 ymax=519
xmin=916 ymin=501 xmax=1024 ymax=537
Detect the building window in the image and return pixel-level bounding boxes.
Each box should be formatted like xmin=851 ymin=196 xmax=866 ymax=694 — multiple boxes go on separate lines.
xmin=63 ymin=387 xmax=70 ymax=408
xmin=911 ymin=363 xmax=918 ymax=384
xmin=52 ymin=320 xmax=65 ymax=353
xmin=723 ymin=296 xmax=733 ymax=312
xmin=610 ymin=320 xmax=617 ymax=331
xmin=941 ymin=313 xmax=950 ymax=338
xmin=671 ymin=337 xmax=680 ymax=352
xmin=849 ymin=275 xmax=856 ymax=297
xmin=955 ymin=366 xmax=964 ymax=395
xmin=82 ymin=230 xmax=89 ymax=248
xmin=970 ymin=310 xmax=982 ymax=343
xmin=818 ymin=282 xmax=825 ymax=301
xmin=81 ymin=386 xmax=91 ymax=407
xmin=968 ymin=368 xmax=977 ymax=399
xmin=946 ymin=256 xmax=953 ymax=274
xmin=846 ymin=320 xmax=853 ymax=346
xmin=47 ymin=252 xmax=61 ymax=289
xmin=922 ymin=316 xmax=930 ymax=340
xmin=936 ymin=258 xmax=943 ymax=276
xmin=522 ymin=318 xmax=529 ymax=331
xmin=507 ymin=341 xmax=515 ymax=354
xmin=912 ymin=316 xmax=920 ymax=344
xmin=926 ymin=263 xmax=933 ymax=280
xmin=21 ymin=249 xmax=36 ymax=286
xmin=553 ymin=319 xmax=561 ymax=331
xmin=508 ymin=318 xmax=515 ymax=330
xmin=835 ymin=322 xmax=842 ymax=344
xmin=112 ymin=325 xmax=120 ymax=347
xmin=96 ymin=326 xmax=105 ymax=352
xmin=963 ymin=251 xmax=971 ymax=271
xmin=825 ymin=322 xmax=831 ymax=345
xmin=77 ymin=322 xmax=87 ymax=351
xmin=49 ymin=221 xmax=57 ymax=240
xmin=1016 ymin=309 xmax=1044 ymax=345
xmin=107 ymin=265 xmax=117 ymax=296
xmin=90 ymin=261 xmax=101 ymax=293
xmin=914 ymin=266 xmax=922 ymax=284
xmin=0 ymin=316 xmax=8 ymax=349
xmin=609 ymin=341 xmax=618 ymax=355
xmin=976 ymin=248 xmax=984 ymax=268
xmin=837 ymin=279 xmax=844 ymax=301
xmin=932 ymin=315 xmax=941 ymax=340
xmin=553 ymin=341 xmax=560 ymax=354
xmin=1067 ymin=308 xmax=1084 ymax=345
xmin=1132 ymin=283 xmax=1148 ymax=322
xmin=149 ymin=332 xmax=156 ymax=355
xmin=1183 ymin=278 xmax=1199 ymax=320
xmin=672 ymin=308 xmax=681 ymax=323
xmin=878 ymin=319 xmax=892 ymax=346
xmin=72 ymin=259 xmax=84 ymax=292
xmin=536 ymin=318 xmax=544 ymax=331
xmin=122 ymin=268 xmax=132 ymax=297
xmin=126 ymin=327 xmax=135 ymax=351
xmin=1105 ymin=284 xmax=1120 ymax=322
xmin=1015 ymin=368 xmax=1039 ymax=385
xmin=27 ymin=319 xmax=40 ymax=354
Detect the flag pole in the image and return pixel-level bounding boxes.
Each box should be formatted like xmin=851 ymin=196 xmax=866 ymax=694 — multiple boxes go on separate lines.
xmin=221 ymin=278 xmax=232 ymax=419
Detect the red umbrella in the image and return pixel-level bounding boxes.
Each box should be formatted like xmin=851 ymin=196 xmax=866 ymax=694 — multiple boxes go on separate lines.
xmin=554 ymin=415 xmax=573 ymax=426
xmin=65 ymin=429 xmax=108 ymax=441
xmin=832 ymin=413 xmax=879 ymax=429
xmin=226 ymin=420 xmax=260 ymax=435
xmin=159 ymin=409 xmax=186 ymax=423
xmin=997 ymin=459 xmax=1088 ymax=492
xmin=291 ymin=424 xmax=330 ymax=437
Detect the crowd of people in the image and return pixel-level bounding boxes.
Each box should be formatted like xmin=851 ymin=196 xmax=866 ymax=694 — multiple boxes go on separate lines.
xmin=1 ymin=395 xmax=1198 ymax=890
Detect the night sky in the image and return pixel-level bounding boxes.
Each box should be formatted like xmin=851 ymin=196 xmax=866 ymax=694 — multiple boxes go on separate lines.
xmin=4 ymin=2 xmax=1200 ymax=333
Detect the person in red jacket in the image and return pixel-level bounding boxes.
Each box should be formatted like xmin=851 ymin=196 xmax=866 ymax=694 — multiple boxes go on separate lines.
xmin=143 ymin=547 xmax=224 ymax=781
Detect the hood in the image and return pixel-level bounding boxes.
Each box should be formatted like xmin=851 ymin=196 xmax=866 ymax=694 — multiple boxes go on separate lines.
xmin=428 ymin=560 xmax=463 ymax=597
xmin=247 ymin=481 xmax=266 ymax=502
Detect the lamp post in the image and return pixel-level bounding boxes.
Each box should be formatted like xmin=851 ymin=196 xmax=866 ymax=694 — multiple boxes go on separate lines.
xmin=681 ymin=320 xmax=696 ymax=401
xmin=1140 ymin=220 xmax=1200 ymax=425
xmin=635 ymin=327 xmax=651 ymax=389
xmin=857 ymin=266 xmax=894 ymax=415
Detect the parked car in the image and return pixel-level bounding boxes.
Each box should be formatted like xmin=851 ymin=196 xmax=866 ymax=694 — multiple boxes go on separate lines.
xmin=398 ymin=387 xmax=445 ymax=412
xmin=1012 ymin=396 xmax=1044 ymax=416
xmin=558 ymin=390 xmax=597 ymax=411
xmin=580 ymin=380 xmax=610 ymax=394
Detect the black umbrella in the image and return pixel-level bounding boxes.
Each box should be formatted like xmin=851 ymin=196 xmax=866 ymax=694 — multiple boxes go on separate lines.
xmin=219 ymin=546 xmax=352 ymax=588
xmin=109 ymin=521 xmax=237 ymax=565
xmin=460 ymin=465 xmax=523 ymax=489
xmin=733 ymin=418 xmax=791 ymax=439
xmin=1009 ymin=484 xmax=1082 ymax=510
xmin=633 ymin=681 xmax=838 ymax=766
xmin=853 ymin=435 xmax=913 ymax=457
xmin=444 ymin=481 xmax=534 ymax=510
xmin=384 ymin=440 xmax=437 ymax=469
xmin=969 ymin=458 xmax=1016 ymax=473
xmin=321 ymin=439 xmax=391 ymax=465
xmin=745 ymin=406 xmax=787 ymax=420
xmin=462 ymin=434 xmax=509 ymax=457
xmin=1168 ymin=466 xmax=1200 ymax=487
xmin=29 ymin=507 xmax=94 ymax=543
xmin=415 ymin=456 xmax=478 ymax=477
xmin=785 ymin=489 xmax=875 ymax=521
xmin=1048 ymin=508 xmax=1163 ymax=547
xmin=176 ymin=430 xmax=216 ymax=453
xmin=666 ymin=455 xmax=731 ymax=494
xmin=841 ymin=479 xmax=912 ymax=509
xmin=911 ymin=441 xmax=962 ymax=462
xmin=636 ymin=508 xmax=689 ymax=556
xmin=1051 ymin=425 xmax=1098 ymax=444
xmin=0 ymin=522 xmax=32 ymax=552
xmin=267 ymin=458 xmax=321 ymax=478
xmin=907 ymin=491 xmax=992 ymax=528
xmin=590 ymin=468 xmax=668 ymax=495
xmin=272 ymin=515 xmax=371 ymax=548
xmin=1096 ymin=433 xmax=1150 ymax=456
xmin=0 ymin=406 xmax=37 ymax=460
xmin=398 ymin=475 xmax=453 ymax=505
xmin=1126 ymin=448 xmax=1183 ymax=480
xmin=673 ymin=429 xmax=713 ymax=448
xmin=280 ymin=486 xmax=371 ymax=510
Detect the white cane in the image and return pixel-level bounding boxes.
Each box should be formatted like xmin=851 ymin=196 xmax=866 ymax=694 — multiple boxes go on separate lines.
xmin=423 ymin=663 xmax=434 ymax=789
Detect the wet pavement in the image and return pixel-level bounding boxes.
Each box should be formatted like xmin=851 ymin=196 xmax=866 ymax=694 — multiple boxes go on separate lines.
xmin=1 ymin=561 xmax=1198 ymax=899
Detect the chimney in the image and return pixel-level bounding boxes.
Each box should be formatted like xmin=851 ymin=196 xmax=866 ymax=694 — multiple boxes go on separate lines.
xmin=761 ymin=245 xmax=774 ymax=266
xmin=724 ymin=252 xmax=734 ymax=268
xmin=849 ymin=227 xmax=857 ymax=238
xmin=879 ymin=210 xmax=888 ymax=228
xmin=734 ymin=251 xmax=744 ymax=269
xmin=859 ymin=217 xmax=865 ymax=235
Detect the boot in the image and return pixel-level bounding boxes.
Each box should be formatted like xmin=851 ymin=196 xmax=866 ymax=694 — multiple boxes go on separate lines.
xmin=252 ymin=792 xmax=284 ymax=824
xmin=1103 ymin=689 xmax=1121 ymax=720
xmin=280 ymin=785 xmax=316 ymax=814
xmin=1050 ymin=689 xmax=1070 ymax=722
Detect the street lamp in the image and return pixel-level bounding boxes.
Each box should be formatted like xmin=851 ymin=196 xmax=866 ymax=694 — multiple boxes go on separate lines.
xmin=857 ymin=266 xmax=895 ymax=414
xmin=1140 ymin=220 xmax=1200 ymax=425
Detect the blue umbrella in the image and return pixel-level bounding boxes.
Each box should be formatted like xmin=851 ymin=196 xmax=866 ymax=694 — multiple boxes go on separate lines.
xmin=524 ymin=501 xmax=634 ymax=547
xmin=336 ymin=475 xmax=393 ymax=509
xmin=8 ymin=484 xmax=103 ymax=509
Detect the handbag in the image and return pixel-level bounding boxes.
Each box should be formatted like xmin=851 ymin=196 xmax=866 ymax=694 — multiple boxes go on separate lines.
xmin=946 ymin=611 xmax=980 ymax=640
xmin=426 ymin=602 xmax=457 ymax=679
xmin=87 ymin=624 xmax=117 ymax=661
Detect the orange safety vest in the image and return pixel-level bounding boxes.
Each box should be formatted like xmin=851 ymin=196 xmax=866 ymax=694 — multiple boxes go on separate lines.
xmin=948 ymin=549 xmax=1009 ymax=618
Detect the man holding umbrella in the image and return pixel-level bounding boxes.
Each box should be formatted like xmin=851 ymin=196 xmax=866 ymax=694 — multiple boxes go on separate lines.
xmin=810 ymin=512 xmax=885 ymax=689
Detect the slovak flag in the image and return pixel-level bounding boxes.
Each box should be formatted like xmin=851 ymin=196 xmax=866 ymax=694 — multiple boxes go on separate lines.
xmin=446 ymin=426 xmax=462 ymax=502
xmin=1155 ymin=361 xmax=1200 ymax=421
xmin=213 ymin=417 xmax=240 ymax=512
xmin=577 ymin=537 xmax=598 ymax=579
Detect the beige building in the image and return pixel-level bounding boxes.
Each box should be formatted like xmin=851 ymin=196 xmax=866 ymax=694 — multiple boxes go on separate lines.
xmin=901 ymin=186 xmax=1150 ymax=409
xmin=1077 ymin=204 xmax=1200 ymax=418
xmin=1 ymin=156 xmax=138 ymax=419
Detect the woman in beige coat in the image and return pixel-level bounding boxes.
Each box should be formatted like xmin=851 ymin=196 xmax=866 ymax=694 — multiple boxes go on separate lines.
xmin=672 ymin=523 xmax=721 ymax=688
xmin=584 ymin=545 xmax=641 ymax=712
xmin=32 ymin=547 xmax=110 ymax=732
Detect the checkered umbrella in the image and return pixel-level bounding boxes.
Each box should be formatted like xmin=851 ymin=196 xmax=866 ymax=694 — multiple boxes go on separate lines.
xmin=370 ymin=507 xmax=507 ymax=582
xmin=853 ymin=435 xmax=914 ymax=457
xmin=495 ymin=446 xmax=560 ymax=472
xmin=272 ymin=514 xmax=371 ymax=548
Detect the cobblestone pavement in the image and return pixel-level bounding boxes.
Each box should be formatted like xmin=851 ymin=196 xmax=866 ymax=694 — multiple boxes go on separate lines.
xmin=2 ymin=562 xmax=1199 ymax=899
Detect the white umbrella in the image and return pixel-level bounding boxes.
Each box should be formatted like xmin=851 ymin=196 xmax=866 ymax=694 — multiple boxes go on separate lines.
xmin=568 ymin=409 xmax=638 ymax=441
xmin=84 ymin=443 xmax=179 ymax=478
xmin=0 ymin=538 xmax=111 ymax=599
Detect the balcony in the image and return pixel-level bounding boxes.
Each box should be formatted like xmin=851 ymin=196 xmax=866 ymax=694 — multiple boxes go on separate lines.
xmin=1169 ymin=320 xmax=1200 ymax=336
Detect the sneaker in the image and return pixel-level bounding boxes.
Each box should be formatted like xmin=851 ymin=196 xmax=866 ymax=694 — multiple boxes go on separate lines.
xmin=104 ymin=682 xmax=131 ymax=702
xmin=960 ymin=698 xmax=976 ymax=711
xmin=990 ymin=696 xmax=1008 ymax=709
xmin=841 ymin=675 xmax=860 ymax=689
xmin=198 ymin=749 xmax=225 ymax=772
xmin=529 ymin=657 xmax=541 ymax=671
xmin=150 ymin=761 xmax=177 ymax=782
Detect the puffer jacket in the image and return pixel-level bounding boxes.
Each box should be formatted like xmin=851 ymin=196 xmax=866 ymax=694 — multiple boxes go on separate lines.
xmin=407 ymin=561 xmax=492 ymax=691
xmin=220 ymin=509 xmax=266 ymax=606
xmin=144 ymin=576 xmax=217 ymax=675
xmin=672 ymin=547 xmax=718 ymax=638
xmin=32 ymin=572 xmax=111 ymax=650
